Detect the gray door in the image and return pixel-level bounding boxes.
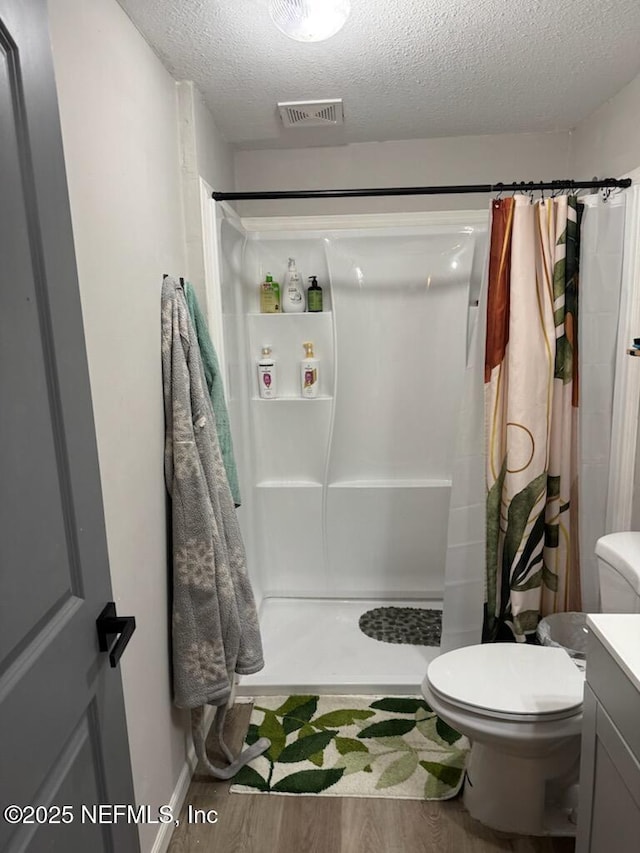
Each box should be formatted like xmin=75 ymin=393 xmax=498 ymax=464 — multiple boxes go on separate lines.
xmin=0 ymin=1 xmax=140 ymax=851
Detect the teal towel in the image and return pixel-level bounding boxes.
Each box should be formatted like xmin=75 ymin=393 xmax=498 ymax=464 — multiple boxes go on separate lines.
xmin=184 ymin=282 xmax=241 ymax=507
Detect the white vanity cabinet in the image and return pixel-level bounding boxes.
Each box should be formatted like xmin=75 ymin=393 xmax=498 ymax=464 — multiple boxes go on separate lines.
xmin=576 ymin=615 xmax=640 ymax=853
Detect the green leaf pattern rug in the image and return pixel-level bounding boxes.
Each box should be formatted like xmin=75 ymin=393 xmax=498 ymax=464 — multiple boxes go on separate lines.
xmin=230 ymin=695 xmax=469 ymax=800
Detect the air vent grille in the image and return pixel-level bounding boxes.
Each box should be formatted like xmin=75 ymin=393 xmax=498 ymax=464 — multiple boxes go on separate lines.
xmin=278 ymin=99 xmax=344 ymax=128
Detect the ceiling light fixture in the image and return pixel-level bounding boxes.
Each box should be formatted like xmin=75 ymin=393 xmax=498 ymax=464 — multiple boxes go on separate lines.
xmin=268 ymin=0 xmax=351 ymax=43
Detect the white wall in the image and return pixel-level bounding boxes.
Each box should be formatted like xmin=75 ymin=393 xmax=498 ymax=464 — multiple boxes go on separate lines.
xmin=177 ymin=81 xmax=235 ymax=309
xmin=233 ymin=131 xmax=571 ymax=216
xmin=48 ymin=2 xmax=188 ymax=851
xmin=570 ymin=70 xmax=640 ymax=179
xmin=193 ymin=86 xmax=235 ymax=196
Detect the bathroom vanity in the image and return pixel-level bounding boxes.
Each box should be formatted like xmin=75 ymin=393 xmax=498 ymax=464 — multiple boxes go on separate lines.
xmin=577 ymin=615 xmax=640 ymax=852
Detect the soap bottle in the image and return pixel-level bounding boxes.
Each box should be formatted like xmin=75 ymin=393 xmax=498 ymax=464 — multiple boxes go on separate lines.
xmin=282 ymin=258 xmax=305 ymax=313
xmin=301 ymin=341 xmax=319 ymax=398
xmin=260 ymin=274 xmax=280 ymax=313
xmin=307 ymin=276 xmax=323 ymax=312
xmin=257 ymin=346 xmax=277 ymax=399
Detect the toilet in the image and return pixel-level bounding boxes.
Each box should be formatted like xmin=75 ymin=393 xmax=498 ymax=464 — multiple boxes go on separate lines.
xmin=421 ymin=532 xmax=640 ymax=836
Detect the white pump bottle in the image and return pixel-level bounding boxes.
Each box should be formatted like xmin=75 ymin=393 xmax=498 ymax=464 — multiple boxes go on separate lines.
xmin=282 ymin=258 xmax=305 ymax=313
xmin=301 ymin=341 xmax=319 ymax=398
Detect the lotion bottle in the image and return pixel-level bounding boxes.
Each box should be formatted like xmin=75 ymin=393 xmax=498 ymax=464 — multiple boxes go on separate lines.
xmin=282 ymin=258 xmax=305 ymax=313
xmin=257 ymin=345 xmax=277 ymax=399
xmin=301 ymin=341 xmax=319 ymax=398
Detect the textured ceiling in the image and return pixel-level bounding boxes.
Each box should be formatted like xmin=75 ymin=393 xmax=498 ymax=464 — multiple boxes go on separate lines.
xmin=118 ymin=0 xmax=640 ymax=149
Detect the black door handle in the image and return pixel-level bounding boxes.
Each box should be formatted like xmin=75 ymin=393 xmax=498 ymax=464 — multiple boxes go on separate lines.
xmin=96 ymin=602 xmax=136 ymax=668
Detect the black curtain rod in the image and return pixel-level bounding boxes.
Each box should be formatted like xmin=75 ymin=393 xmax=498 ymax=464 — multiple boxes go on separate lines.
xmin=212 ymin=177 xmax=631 ymax=202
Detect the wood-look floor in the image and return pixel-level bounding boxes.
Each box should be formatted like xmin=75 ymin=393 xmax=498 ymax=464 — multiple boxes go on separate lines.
xmin=167 ymin=703 xmax=575 ymax=853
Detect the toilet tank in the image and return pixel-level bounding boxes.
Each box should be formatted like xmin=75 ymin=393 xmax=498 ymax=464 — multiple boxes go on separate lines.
xmin=595 ymin=532 xmax=640 ymax=613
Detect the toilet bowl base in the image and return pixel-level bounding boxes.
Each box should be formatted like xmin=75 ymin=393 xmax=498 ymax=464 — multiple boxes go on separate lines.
xmin=462 ymin=740 xmax=581 ymax=836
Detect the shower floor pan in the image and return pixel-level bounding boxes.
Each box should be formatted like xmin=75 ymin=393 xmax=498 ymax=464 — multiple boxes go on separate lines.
xmin=236 ymin=597 xmax=441 ymax=696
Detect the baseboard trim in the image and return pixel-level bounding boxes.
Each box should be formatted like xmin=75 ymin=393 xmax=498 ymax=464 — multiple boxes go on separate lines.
xmin=149 ymin=705 xmax=216 ymax=853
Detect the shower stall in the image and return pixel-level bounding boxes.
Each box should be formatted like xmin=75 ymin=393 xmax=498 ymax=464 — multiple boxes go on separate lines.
xmin=211 ymin=206 xmax=489 ymax=693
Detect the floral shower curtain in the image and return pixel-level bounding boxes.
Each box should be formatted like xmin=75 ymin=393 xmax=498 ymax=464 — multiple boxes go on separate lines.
xmin=484 ymin=194 xmax=584 ymax=643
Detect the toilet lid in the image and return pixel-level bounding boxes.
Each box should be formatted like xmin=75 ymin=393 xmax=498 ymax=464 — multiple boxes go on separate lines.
xmin=427 ymin=644 xmax=584 ymax=718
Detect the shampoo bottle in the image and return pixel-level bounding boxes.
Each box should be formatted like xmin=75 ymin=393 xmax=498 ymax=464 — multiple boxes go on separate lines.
xmin=307 ymin=276 xmax=323 ymax=312
xmin=301 ymin=341 xmax=319 ymax=398
xmin=282 ymin=258 xmax=305 ymax=313
xmin=257 ymin=346 xmax=277 ymax=399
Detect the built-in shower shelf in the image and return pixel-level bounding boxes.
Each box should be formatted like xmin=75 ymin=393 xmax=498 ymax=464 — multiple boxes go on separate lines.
xmin=255 ymin=479 xmax=451 ymax=489
xmin=328 ymin=479 xmax=451 ymax=489
xmin=256 ymin=480 xmax=322 ymax=489
xmin=251 ymin=395 xmax=332 ymax=402
xmin=247 ymin=311 xmax=333 ymax=317
xmin=248 ymin=310 xmax=335 ymax=400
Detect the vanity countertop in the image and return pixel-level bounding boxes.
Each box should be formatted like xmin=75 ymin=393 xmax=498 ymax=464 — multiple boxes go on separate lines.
xmin=587 ymin=614 xmax=640 ymax=695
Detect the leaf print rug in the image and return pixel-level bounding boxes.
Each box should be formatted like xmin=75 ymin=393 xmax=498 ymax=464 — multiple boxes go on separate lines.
xmin=229 ymin=695 xmax=469 ymax=800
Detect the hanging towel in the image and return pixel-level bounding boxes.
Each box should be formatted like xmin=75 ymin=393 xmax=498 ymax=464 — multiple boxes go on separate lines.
xmin=183 ymin=281 xmax=241 ymax=507
xmin=161 ymin=277 xmax=267 ymax=776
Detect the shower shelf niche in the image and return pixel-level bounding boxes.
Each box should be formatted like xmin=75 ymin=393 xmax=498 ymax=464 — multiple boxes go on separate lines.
xmin=247 ymin=310 xmax=334 ymax=402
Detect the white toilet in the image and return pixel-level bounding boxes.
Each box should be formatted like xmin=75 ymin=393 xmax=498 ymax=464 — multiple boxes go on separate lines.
xmin=422 ymin=532 xmax=640 ymax=836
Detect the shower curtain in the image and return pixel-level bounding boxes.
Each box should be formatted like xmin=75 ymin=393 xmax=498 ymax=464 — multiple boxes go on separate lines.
xmin=578 ymin=194 xmax=625 ymax=611
xmin=483 ymin=195 xmax=584 ymax=643
xmin=439 ymin=259 xmax=488 ymax=654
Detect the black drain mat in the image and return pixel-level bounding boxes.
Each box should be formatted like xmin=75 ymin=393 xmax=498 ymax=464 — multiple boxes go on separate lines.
xmin=358 ymin=606 xmax=442 ymax=646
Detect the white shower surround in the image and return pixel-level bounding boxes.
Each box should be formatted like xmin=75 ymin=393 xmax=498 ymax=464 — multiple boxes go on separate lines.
xmin=214 ymin=207 xmax=488 ymax=691
xmin=209 ymin=200 xmax=629 ymax=692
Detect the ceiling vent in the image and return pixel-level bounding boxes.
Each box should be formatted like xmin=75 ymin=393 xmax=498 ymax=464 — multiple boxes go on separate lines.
xmin=278 ymin=99 xmax=344 ymax=128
